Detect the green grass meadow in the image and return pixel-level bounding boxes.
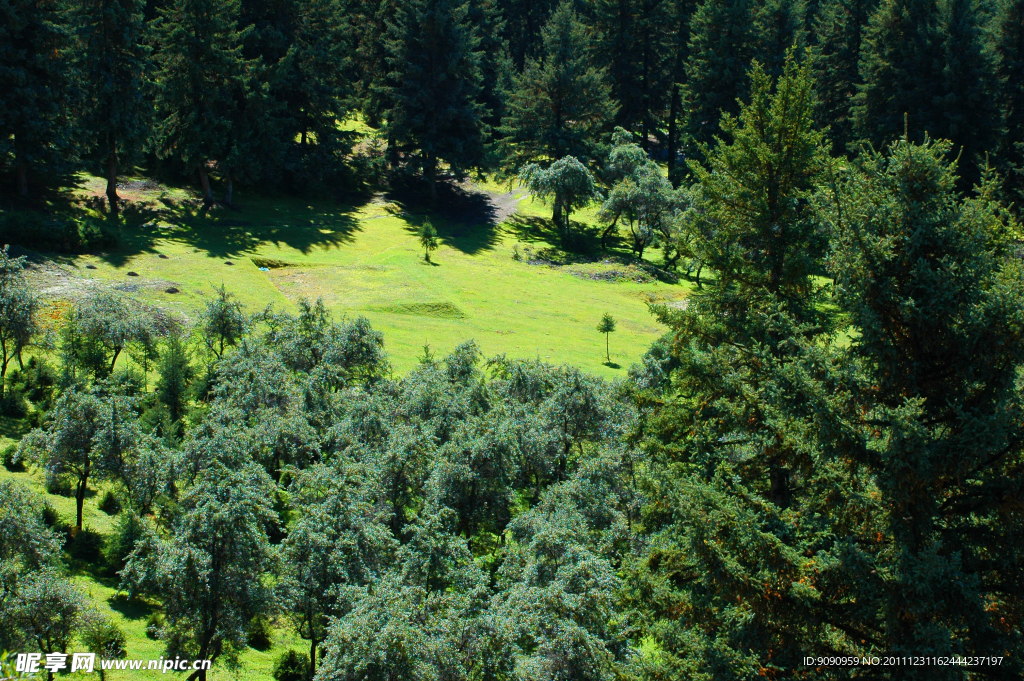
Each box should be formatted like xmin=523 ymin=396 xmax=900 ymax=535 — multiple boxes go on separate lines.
xmin=41 ymin=174 xmax=688 ymax=377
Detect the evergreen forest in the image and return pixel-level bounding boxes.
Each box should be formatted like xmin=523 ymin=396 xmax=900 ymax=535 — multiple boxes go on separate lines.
xmin=2 ymin=0 xmax=1024 ymax=680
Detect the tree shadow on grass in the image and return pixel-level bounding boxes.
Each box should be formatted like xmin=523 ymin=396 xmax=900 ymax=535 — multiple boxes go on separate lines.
xmin=2 ymin=172 xmax=371 ymax=267
xmin=109 ymin=592 xmax=159 ymax=621
xmin=387 ymin=175 xmax=503 ymax=255
xmin=603 ymin=361 xmax=622 ymax=369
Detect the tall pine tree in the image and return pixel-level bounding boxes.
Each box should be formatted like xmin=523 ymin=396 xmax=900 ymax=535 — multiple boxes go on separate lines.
xmin=152 ymin=0 xmax=254 ymax=205
xmin=498 ymin=1 xmax=616 ymax=171
xmin=593 ymin=0 xmax=673 ymax=150
xmin=991 ymin=0 xmax=1024 ymax=206
xmin=854 ymin=0 xmax=997 ymax=186
xmin=382 ymin=0 xmax=487 ymax=201
xmin=73 ymin=0 xmax=152 ymax=217
xmin=0 ymin=0 xmax=75 ymax=197
xmin=810 ymin=0 xmax=876 ymax=152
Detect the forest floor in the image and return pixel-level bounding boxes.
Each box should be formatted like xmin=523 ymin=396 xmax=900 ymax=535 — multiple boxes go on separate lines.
xmin=15 ymin=172 xmax=690 ymax=377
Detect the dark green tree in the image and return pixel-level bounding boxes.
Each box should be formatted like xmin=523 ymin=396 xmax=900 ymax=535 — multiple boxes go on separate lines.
xmin=499 ymin=1 xmax=616 ymax=170
xmin=628 ymin=57 xmax=835 ymax=678
xmin=156 ymin=328 xmax=195 ymax=423
xmin=991 ymin=0 xmax=1024 ymax=205
xmin=200 ymin=284 xmax=247 ymax=359
xmin=18 ymin=391 xmax=106 ymax=530
xmin=819 ymin=137 xmax=1024 ymax=675
xmin=417 ymin=220 xmax=439 ymax=262
xmin=810 ymin=0 xmax=876 ymax=152
xmin=277 ymin=464 xmax=395 ymax=679
xmin=593 ymin=0 xmax=673 ymax=150
xmin=854 ymin=0 xmax=997 ymax=186
xmin=0 ymin=0 xmax=75 ymax=197
xmin=152 ymin=0 xmax=254 ymax=205
xmin=597 ymin=313 xmax=615 ymax=362
xmin=684 ymin=0 xmax=756 ymax=149
xmin=73 ymin=0 xmax=152 ymax=217
xmin=382 ymin=0 xmax=486 ymax=200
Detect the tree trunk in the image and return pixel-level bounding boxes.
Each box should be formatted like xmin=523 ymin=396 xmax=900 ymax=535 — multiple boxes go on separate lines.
xmin=106 ymin=143 xmax=120 ymax=218
xmin=16 ymin=159 xmax=29 ymax=197
xmin=76 ymin=475 xmax=87 ymax=530
xmin=605 ymin=333 xmax=609 ymax=362
xmin=309 ymin=636 xmax=317 ymax=680
xmin=667 ymin=83 xmax=680 ymax=186
xmin=198 ymin=165 xmax=215 ymax=206
xmin=224 ymin=177 xmax=234 ymax=208
xmin=426 ymin=155 xmax=437 ymax=204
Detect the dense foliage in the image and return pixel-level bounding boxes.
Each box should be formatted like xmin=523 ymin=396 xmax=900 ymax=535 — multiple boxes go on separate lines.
xmin=3 ymin=1 xmax=1024 ymax=680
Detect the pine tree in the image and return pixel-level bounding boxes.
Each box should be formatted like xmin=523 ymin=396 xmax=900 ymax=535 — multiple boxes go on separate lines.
xmin=496 ymin=0 xmax=559 ymax=69
xmin=73 ymin=0 xmax=152 ymax=217
xmin=684 ymin=0 xmax=757 ymax=149
xmin=991 ymin=0 xmax=1024 ymax=205
xmin=664 ymin=0 xmax=699 ymax=185
xmin=810 ymin=0 xmax=876 ymax=152
xmin=499 ymin=1 xmax=616 ymax=171
xmin=382 ymin=0 xmax=487 ymax=201
xmin=152 ymin=0 xmax=254 ymax=205
xmin=820 ymin=137 xmax=1024 ymax=676
xmin=593 ymin=0 xmax=673 ymax=150
xmin=0 ymin=0 xmax=75 ymax=197
xmin=629 ymin=58 xmax=835 ymax=677
xmin=854 ymin=0 xmax=997 ymax=186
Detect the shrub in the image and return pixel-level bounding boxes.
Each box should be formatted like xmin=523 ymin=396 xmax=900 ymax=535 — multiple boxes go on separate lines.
xmin=272 ymin=650 xmax=310 ymax=681
xmin=105 ymin=511 xmax=148 ymax=573
xmin=46 ymin=472 xmax=75 ymax=497
xmin=67 ymin=528 xmax=105 ymax=563
xmin=98 ymin=490 xmax=121 ymax=515
xmin=0 ymin=212 xmax=118 ymax=253
xmin=80 ymin=611 xmax=127 ymax=660
xmin=41 ymin=503 xmax=65 ymax=529
xmin=247 ymin=616 xmax=273 ymax=651
xmin=2 ymin=444 xmax=24 ymax=472
xmin=0 ymin=384 xmax=27 ymax=417
xmin=145 ymin=612 xmax=165 ymax=640
xmin=23 ymin=356 xmax=57 ymax=405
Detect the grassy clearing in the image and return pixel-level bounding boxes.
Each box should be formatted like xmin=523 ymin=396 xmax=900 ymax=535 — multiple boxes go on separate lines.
xmin=27 ymin=174 xmax=690 ymax=377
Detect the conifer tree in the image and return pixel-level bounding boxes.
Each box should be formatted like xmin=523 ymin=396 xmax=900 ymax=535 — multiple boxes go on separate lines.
xmin=73 ymin=0 xmax=152 ymax=217
xmin=0 ymin=0 xmax=75 ymax=197
xmin=684 ymin=0 xmax=757 ymax=149
xmin=152 ymin=0 xmax=254 ymax=205
xmin=593 ymin=0 xmax=673 ymax=150
xmin=497 ymin=0 xmax=559 ymax=69
xmin=499 ymin=1 xmax=616 ymax=170
xmin=854 ymin=0 xmax=997 ymax=186
xmin=991 ymin=0 xmax=1024 ymax=205
xmin=630 ymin=57 xmax=835 ymax=677
xmin=382 ymin=0 xmax=486 ymax=201
xmin=810 ymin=0 xmax=876 ymax=152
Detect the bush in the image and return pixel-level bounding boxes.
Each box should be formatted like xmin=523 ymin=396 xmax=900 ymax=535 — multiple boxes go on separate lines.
xmin=105 ymin=511 xmax=148 ymax=573
xmin=98 ymin=490 xmax=121 ymax=515
xmin=80 ymin=611 xmax=127 ymax=659
xmin=46 ymin=472 xmax=74 ymax=497
xmin=67 ymin=528 xmax=105 ymax=563
xmin=0 ymin=385 xmax=27 ymax=417
xmin=41 ymin=503 xmax=66 ymax=530
xmin=2 ymin=444 xmax=24 ymax=472
xmin=145 ymin=612 xmax=165 ymax=640
xmin=22 ymin=356 xmax=57 ymax=405
xmin=272 ymin=650 xmax=310 ymax=681
xmin=0 ymin=212 xmax=117 ymax=253
xmin=247 ymin=616 xmax=273 ymax=651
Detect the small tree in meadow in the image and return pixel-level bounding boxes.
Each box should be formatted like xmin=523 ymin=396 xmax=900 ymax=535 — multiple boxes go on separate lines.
xmin=518 ymin=156 xmax=601 ymax=247
xmin=418 ymin=221 xmax=439 ymax=262
xmin=597 ymin=313 xmax=615 ymax=362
